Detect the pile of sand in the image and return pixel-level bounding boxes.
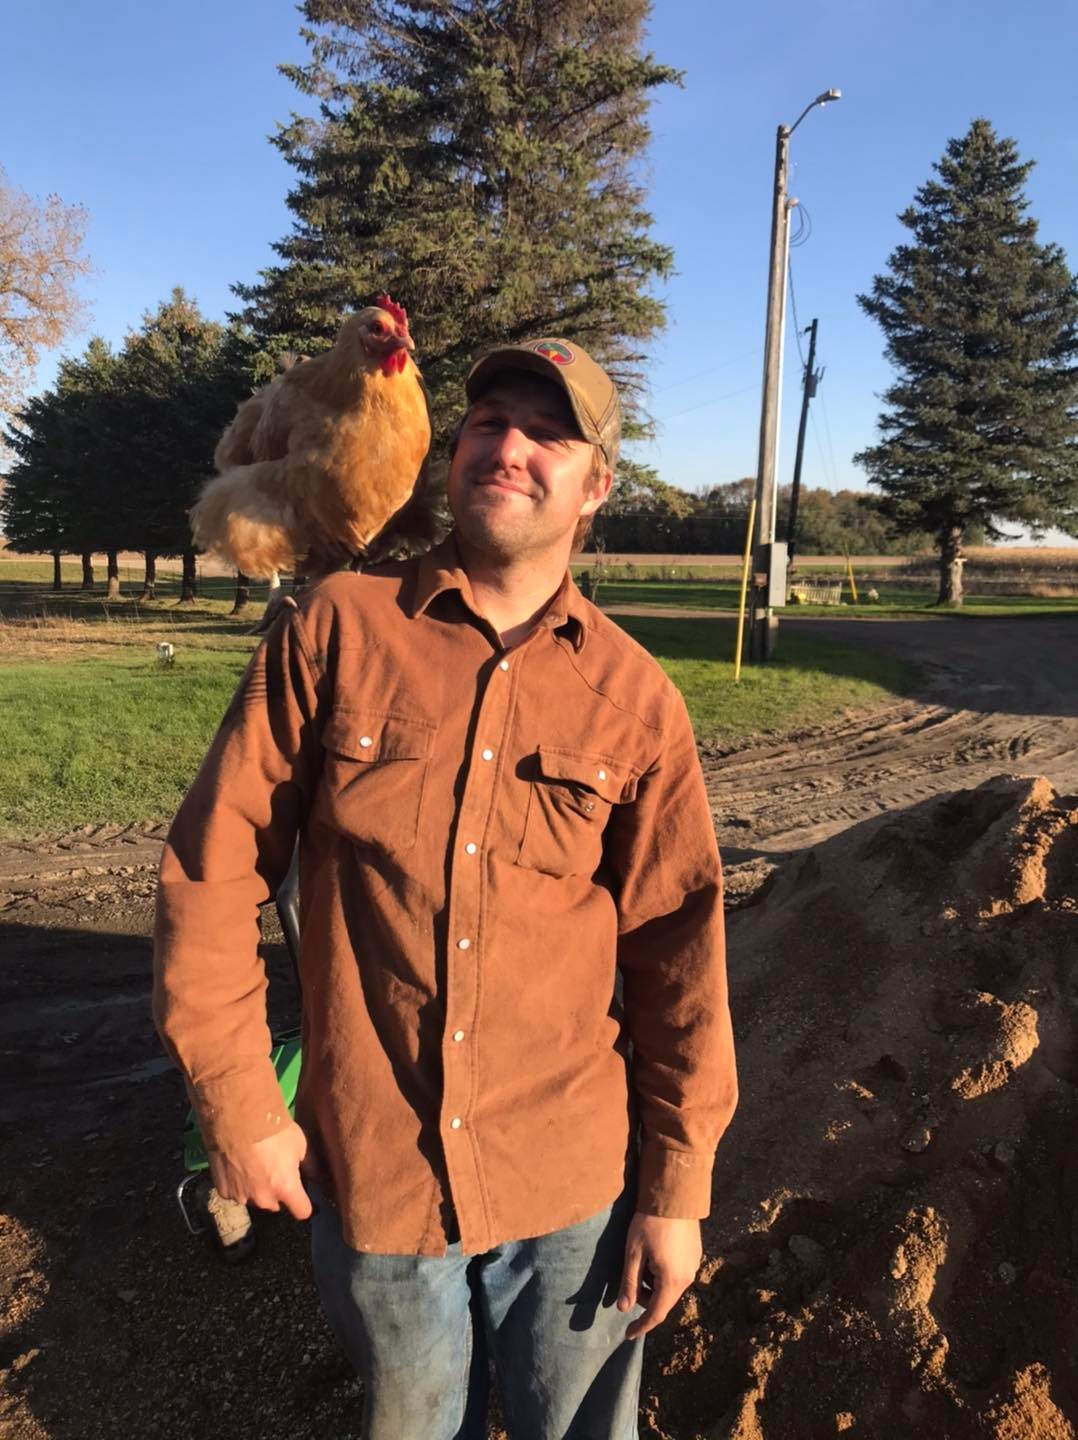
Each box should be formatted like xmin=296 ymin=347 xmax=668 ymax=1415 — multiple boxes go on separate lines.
xmin=646 ymin=775 xmax=1078 ymax=1439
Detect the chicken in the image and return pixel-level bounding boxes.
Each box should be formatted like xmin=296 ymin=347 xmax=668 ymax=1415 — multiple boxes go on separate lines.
xmin=191 ymin=298 xmax=434 ymax=579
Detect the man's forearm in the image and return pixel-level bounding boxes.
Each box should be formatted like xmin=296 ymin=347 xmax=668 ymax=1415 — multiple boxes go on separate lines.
xmin=152 ymin=606 xmax=323 ymax=1150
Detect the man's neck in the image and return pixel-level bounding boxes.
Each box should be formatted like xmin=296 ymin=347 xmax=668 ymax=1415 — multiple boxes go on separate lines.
xmin=455 ymin=536 xmax=572 ymax=650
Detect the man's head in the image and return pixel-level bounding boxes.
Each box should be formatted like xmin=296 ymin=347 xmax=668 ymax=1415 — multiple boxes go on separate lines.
xmin=447 ymin=338 xmax=620 ymax=563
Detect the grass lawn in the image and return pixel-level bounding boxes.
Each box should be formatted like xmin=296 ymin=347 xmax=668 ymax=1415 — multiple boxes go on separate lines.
xmin=0 ymin=576 xmax=918 ymax=836
xmin=612 ymin=615 xmax=915 ymax=743
xmin=0 ymin=576 xmax=261 ymax=833
xmin=0 ymin=648 xmax=253 ymax=832
xmin=588 ymin=579 xmax=1078 ymax=618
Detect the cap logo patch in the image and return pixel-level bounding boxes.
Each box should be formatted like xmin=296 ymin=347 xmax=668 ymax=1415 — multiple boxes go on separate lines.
xmin=533 ymin=340 xmax=574 ymax=365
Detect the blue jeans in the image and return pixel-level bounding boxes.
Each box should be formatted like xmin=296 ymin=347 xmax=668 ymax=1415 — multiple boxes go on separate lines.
xmin=309 ymin=1181 xmax=644 ymax=1440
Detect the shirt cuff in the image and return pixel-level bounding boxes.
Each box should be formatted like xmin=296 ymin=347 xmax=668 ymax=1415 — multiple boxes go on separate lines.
xmin=635 ymin=1141 xmax=714 ymax=1219
xmin=186 ymin=1060 xmax=291 ymax=1153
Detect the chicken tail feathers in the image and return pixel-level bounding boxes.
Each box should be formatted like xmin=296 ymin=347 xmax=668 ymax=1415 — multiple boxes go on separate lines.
xmin=190 ymin=461 xmax=299 ymax=579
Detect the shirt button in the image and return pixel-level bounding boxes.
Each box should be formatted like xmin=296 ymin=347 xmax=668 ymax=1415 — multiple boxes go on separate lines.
xmin=597 ymin=768 xmax=607 ymax=781
xmin=457 ymin=937 xmax=471 ymax=950
xmin=465 ymin=842 xmax=477 ymax=855
xmin=481 ymin=748 xmax=494 ymax=761
xmin=450 ymin=1117 xmax=462 ymax=1130
xmin=499 ymin=659 xmax=509 ymax=671
xmin=359 ymin=736 xmax=373 ymax=749
xmin=452 ymin=1030 xmax=465 ymax=1042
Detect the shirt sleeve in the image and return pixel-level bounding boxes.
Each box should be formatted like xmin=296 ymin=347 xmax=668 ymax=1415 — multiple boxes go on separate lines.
xmin=151 ymin=603 xmax=326 ymax=1153
xmin=605 ymin=682 xmax=737 ymax=1219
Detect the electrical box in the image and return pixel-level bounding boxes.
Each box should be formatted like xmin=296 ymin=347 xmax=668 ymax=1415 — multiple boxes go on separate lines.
xmin=757 ymin=541 xmax=788 ymax=608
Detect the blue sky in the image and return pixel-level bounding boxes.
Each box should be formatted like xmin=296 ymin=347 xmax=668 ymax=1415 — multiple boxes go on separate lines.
xmin=7 ymin=0 xmax=1078 ymax=539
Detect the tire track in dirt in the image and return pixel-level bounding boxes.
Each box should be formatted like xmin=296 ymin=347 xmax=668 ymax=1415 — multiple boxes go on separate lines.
xmin=0 ymin=822 xmax=166 ymax=915
xmin=702 ymin=615 xmax=1078 ymax=854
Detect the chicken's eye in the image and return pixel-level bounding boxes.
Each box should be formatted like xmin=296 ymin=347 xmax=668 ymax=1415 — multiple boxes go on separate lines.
xmin=370 ymin=321 xmax=386 ymax=336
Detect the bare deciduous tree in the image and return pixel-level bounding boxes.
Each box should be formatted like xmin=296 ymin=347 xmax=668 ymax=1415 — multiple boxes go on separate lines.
xmin=0 ymin=168 xmax=91 ymax=419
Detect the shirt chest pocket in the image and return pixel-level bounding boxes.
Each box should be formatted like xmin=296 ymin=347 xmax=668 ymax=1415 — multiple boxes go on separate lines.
xmin=318 ymin=711 xmax=435 ymax=853
xmin=516 ymin=745 xmax=637 ymax=879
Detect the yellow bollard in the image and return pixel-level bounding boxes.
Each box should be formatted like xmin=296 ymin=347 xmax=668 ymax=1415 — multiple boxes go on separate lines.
xmin=734 ymin=498 xmax=757 ymax=683
xmin=843 ymin=544 xmax=859 ymax=604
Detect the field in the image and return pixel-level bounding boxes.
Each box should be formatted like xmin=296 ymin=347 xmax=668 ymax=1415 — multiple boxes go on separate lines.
xmin=0 ymin=572 xmax=914 ymax=835
xmin=2 ymin=545 xmax=1076 ymax=834
xmin=563 ymin=544 xmax=1078 ymax=617
xmin=590 ymin=579 xmax=1078 ymax=616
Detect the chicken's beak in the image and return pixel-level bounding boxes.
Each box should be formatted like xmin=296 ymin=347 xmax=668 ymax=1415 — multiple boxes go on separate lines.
xmin=397 ymin=330 xmax=416 ymax=353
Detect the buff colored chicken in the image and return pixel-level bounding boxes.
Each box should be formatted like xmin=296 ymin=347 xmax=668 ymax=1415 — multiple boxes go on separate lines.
xmin=191 ymin=297 xmax=433 ymax=578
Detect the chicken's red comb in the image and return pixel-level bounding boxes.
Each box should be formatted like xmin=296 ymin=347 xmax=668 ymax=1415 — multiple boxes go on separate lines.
xmin=375 ymin=294 xmax=409 ymax=332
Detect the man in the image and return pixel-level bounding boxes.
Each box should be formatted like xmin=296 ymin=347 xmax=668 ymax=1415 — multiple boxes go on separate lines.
xmin=153 ymin=337 xmax=737 ymax=1440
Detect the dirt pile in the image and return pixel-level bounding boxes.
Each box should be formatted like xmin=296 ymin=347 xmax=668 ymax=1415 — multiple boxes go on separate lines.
xmin=645 ymin=775 xmax=1078 ymax=1439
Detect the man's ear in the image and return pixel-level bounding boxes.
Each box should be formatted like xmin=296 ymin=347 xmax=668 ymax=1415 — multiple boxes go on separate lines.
xmin=582 ymin=465 xmax=613 ymax=514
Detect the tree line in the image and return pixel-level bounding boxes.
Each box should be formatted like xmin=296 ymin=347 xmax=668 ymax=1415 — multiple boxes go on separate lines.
xmin=590 ymin=476 xmax=965 ymax=556
xmin=2 ymin=301 xmax=952 ymax=583
xmin=1 ymin=290 xmax=250 ymax=598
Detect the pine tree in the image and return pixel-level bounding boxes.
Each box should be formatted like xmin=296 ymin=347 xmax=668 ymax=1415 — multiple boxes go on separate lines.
xmin=1 ymin=388 xmax=73 ymax=561
xmin=856 ymin=119 xmax=1078 ymax=605
xmin=234 ymin=0 xmax=680 ymax=450
xmin=1 ymin=338 xmax=125 ymax=581
xmin=62 ymin=338 xmax=134 ymax=596
xmin=2 ymin=295 xmax=246 ymax=600
xmin=118 ymin=290 xmax=247 ymax=599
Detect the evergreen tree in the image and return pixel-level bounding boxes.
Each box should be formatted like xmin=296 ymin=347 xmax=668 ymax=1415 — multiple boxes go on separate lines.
xmin=855 ymin=119 xmax=1078 ymax=605
xmin=1 ymin=388 xmax=72 ymax=562
xmin=234 ymin=0 xmax=680 ymax=452
xmin=62 ymin=337 xmax=134 ymax=595
xmin=2 ymin=295 xmax=246 ymax=601
xmin=1 ymin=338 xmax=126 ymax=582
xmin=605 ymin=462 xmax=694 ymax=519
xmin=119 ymin=290 xmax=247 ymax=598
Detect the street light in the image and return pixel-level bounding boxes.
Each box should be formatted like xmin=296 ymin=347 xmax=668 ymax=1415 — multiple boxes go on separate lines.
xmin=749 ymin=87 xmax=842 ymax=661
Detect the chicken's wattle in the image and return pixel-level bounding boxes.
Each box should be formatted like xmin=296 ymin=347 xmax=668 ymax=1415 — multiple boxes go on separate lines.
xmin=380 ymin=350 xmax=409 ymax=377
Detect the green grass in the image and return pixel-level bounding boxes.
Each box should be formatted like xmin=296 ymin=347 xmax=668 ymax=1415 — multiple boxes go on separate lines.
xmin=613 ymin=615 xmax=916 ymax=743
xmin=0 ymin=576 xmax=920 ymax=836
xmin=586 ymin=579 xmax=1078 ymax=618
xmin=0 ymin=648 xmax=253 ymax=833
xmin=571 ymin=563 xmax=743 ymax=582
xmin=592 ymin=581 xmax=742 ymax=609
xmin=0 ymin=569 xmax=275 ymax=616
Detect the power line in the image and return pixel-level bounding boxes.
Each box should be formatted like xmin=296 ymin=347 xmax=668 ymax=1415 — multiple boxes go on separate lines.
xmin=819 ymin=388 xmax=841 ymax=486
xmin=657 ymin=379 xmax=760 ymax=425
xmin=809 ymin=408 xmax=831 ymax=485
xmin=789 ymin=202 xmax=813 ymax=248
xmin=649 ymin=346 xmax=764 ymax=396
xmin=788 ymin=261 xmax=807 ymax=368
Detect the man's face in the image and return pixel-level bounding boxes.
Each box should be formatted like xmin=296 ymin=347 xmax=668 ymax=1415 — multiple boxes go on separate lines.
xmin=447 ymin=372 xmax=611 ymax=561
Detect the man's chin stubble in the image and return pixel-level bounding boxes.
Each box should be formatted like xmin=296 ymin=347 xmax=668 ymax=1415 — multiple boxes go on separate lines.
xmin=454 ymin=507 xmax=567 ymax=565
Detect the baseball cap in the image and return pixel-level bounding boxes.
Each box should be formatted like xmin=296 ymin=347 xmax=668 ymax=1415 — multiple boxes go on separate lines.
xmin=465 ymin=338 xmax=621 ymax=471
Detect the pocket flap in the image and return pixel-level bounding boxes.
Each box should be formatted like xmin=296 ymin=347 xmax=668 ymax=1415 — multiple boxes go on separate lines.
xmin=322 ymin=711 xmax=434 ymax=762
xmin=536 ymin=745 xmax=636 ymax=803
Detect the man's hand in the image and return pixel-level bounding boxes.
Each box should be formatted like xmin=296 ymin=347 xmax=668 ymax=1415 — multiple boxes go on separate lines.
xmin=208 ymin=1120 xmax=312 ymax=1221
xmin=617 ymin=1213 xmax=702 ymax=1342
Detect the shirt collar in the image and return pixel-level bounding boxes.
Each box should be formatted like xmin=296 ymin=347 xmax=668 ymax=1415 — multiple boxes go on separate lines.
xmin=411 ymin=532 xmax=588 ymax=652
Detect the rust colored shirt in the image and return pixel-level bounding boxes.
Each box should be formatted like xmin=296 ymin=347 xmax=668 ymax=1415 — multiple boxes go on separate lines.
xmin=153 ymin=536 xmax=737 ymax=1256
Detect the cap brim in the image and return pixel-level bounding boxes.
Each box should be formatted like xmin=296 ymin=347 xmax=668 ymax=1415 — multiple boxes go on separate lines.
xmin=465 ymin=348 xmax=603 ymax=450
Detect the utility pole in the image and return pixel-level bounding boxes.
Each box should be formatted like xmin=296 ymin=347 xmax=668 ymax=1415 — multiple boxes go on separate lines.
xmin=748 ymin=88 xmax=841 ymax=662
xmin=748 ymin=129 xmax=792 ymax=661
xmin=787 ymin=318 xmax=820 ymax=565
